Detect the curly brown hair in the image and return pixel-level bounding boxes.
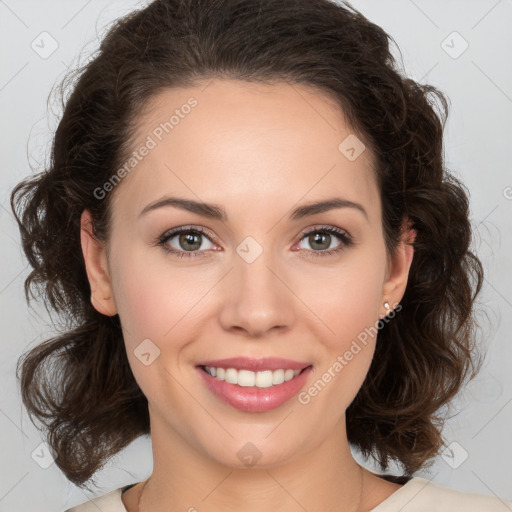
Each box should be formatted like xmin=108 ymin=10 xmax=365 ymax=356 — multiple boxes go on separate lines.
xmin=10 ymin=0 xmax=484 ymax=489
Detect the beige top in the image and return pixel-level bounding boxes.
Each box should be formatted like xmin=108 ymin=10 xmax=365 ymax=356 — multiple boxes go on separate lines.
xmin=66 ymin=472 xmax=512 ymax=511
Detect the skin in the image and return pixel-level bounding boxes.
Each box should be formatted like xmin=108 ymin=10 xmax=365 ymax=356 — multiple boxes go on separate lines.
xmin=80 ymin=79 xmax=415 ymax=512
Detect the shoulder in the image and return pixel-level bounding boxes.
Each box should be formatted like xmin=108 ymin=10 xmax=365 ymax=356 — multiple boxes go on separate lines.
xmin=64 ymin=486 xmax=127 ymax=512
xmin=373 ymin=476 xmax=512 ymax=511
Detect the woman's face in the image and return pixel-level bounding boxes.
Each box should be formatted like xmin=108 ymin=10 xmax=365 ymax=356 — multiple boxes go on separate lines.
xmin=81 ymin=79 xmax=413 ymax=468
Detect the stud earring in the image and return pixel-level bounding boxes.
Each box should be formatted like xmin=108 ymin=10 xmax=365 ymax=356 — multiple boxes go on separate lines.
xmin=379 ymin=301 xmax=391 ymax=319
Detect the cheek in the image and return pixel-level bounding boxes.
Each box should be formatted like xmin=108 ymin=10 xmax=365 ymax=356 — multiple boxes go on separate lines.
xmin=295 ymin=254 xmax=386 ymax=345
xmin=110 ymin=247 xmax=216 ymax=376
xmin=292 ymin=250 xmax=386 ymax=405
xmin=111 ymin=242 xmax=189 ymax=335
xmin=111 ymin=254 xmax=202 ymax=402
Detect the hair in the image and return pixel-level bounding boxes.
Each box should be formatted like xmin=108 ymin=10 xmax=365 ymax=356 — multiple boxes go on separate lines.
xmin=10 ymin=0 xmax=484 ymax=489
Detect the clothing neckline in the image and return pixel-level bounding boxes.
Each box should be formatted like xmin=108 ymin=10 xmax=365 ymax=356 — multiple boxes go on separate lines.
xmin=120 ymin=469 xmax=417 ymax=511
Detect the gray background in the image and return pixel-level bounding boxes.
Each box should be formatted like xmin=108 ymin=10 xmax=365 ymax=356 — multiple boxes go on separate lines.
xmin=1 ymin=0 xmax=511 ymax=510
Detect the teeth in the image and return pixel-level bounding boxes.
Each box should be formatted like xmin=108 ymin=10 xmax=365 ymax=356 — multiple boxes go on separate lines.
xmin=203 ymin=366 xmax=302 ymax=388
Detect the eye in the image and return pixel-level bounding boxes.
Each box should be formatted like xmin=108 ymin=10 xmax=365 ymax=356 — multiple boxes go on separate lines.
xmin=155 ymin=224 xmax=353 ymax=259
xmin=156 ymin=226 xmax=217 ymax=259
xmin=295 ymin=226 xmax=353 ymax=257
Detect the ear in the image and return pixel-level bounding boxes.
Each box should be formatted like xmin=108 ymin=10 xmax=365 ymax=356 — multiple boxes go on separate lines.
xmin=80 ymin=209 xmax=117 ymax=316
xmin=381 ymin=217 xmax=416 ymax=311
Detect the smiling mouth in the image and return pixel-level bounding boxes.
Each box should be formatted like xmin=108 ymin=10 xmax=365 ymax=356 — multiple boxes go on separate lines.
xmin=198 ymin=365 xmax=312 ymax=388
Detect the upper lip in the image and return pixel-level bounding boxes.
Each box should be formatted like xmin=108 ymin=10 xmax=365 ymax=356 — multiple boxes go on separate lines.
xmin=196 ymin=357 xmax=312 ymax=372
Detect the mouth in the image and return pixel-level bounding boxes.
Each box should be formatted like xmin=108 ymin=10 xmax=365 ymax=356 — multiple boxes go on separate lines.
xmin=195 ymin=357 xmax=314 ymax=412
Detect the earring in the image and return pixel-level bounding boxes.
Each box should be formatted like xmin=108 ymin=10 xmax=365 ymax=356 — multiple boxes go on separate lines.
xmin=379 ymin=301 xmax=391 ymax=319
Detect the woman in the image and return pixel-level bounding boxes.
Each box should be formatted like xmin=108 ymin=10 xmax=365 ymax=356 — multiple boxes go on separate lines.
xmin=10 ymin=0 xmax=511 ymax=510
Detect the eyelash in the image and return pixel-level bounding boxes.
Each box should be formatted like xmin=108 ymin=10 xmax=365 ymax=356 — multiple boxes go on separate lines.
xmin=155 ymin=225 xmax=353 ymax=259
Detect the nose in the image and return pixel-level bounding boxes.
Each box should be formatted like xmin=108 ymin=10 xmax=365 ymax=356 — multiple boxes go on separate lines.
xmin=217 ymin=244 xmax=296 ymax=338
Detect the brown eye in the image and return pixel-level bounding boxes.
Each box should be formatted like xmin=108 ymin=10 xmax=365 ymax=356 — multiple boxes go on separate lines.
xmin=296 ymin=226 xmax=353 ymax=257
xmin=157 ymin=226 xmax=216 ymax=258
xmin=178 ymin=232 xmax=203 ymax=251
xmin=308 ymin=232 xmax=332 ymax=251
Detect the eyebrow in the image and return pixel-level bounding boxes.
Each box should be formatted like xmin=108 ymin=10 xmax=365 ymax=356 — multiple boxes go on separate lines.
xmin=138 ymin=196 xmax=368 ymax=221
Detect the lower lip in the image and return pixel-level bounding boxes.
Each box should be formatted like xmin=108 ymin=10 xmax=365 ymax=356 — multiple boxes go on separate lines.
xmin=196 ymin=366 xmax=313 ymax=412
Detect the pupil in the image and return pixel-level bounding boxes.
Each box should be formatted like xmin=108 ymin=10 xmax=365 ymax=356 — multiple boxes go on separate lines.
xmin=311 ymin=232 xmax=330 ymax=250
xmin=180 ymin=232 xmax=201 ymax=251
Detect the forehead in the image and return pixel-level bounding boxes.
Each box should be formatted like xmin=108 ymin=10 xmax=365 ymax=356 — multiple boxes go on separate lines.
xmin=112 ymin=79 xmax=379 ymax=223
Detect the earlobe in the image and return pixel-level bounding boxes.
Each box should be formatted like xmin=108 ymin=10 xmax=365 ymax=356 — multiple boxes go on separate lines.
xmin=80 ymin=209 xmax=118 ymax=317
xmin=381 ymin=218 xmax=416 ymax=310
